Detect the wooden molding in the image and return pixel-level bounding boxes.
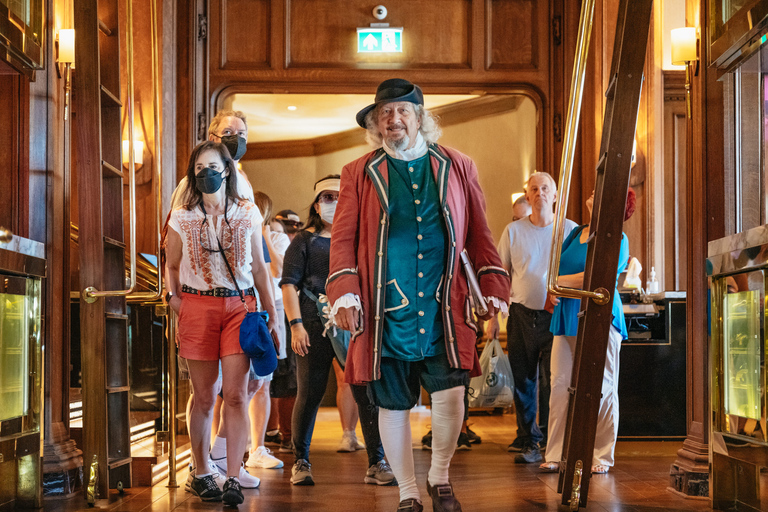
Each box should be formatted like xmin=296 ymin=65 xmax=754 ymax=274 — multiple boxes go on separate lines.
xmin=242 ymin=94 xmax=525 ymax=160
xmin=663 ymin=70 xmax=686 ymax=102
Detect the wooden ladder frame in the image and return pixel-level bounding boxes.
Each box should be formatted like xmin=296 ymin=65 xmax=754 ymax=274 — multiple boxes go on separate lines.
xmin=552 ymin=0 xmax=654 ymax=508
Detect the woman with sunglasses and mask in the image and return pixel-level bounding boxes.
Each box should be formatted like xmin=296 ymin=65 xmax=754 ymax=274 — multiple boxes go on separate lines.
xmin=280 ymin=175 xmax=394 ymax=487
xmin=165 ymin=141 xmax=279 ymax=506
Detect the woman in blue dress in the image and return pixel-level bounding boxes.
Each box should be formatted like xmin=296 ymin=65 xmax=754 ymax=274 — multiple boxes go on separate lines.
xmin=539 ymin=188 xmax=635 ymax=475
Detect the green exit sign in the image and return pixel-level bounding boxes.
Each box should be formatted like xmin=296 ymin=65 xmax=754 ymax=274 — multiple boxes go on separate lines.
xmin=357 ymin=28 xmax=403 ymax=53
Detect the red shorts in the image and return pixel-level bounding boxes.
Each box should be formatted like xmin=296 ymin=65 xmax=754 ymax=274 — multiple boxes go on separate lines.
xmin=177 ymin=292 xmax=256 ymax=361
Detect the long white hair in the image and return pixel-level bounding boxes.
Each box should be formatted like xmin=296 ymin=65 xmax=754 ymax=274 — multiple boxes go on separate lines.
xmin=363 ymin=104 xmax=442 ymax=149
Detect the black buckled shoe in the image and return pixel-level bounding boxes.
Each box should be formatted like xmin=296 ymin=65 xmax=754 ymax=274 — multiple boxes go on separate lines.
xmin=397 ymin=498 xmax=424 ymax=511
xmin=426 ymin=481 xmax=462 ymax=512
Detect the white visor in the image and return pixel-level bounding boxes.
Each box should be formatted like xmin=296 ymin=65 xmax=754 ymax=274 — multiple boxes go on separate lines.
xmin=314 ymin=177 xmax=341 ymax=197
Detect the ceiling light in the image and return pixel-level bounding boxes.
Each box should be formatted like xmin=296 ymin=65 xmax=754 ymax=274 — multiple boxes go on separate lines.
xmin=287 ymin=105 xmax=297 ymax=111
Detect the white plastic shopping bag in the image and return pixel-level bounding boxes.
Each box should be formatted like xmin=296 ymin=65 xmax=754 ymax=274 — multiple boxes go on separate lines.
xmin=467 ymin=338 xmax=514 ymax=408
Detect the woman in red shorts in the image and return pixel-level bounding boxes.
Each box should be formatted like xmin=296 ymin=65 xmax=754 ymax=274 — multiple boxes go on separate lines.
xmin=165 ymin=141 xmax=278 ymax=505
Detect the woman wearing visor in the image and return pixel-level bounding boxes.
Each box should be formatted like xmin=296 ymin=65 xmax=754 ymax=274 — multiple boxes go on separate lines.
xmin=281 ymin=175 xmax=393 ymax=487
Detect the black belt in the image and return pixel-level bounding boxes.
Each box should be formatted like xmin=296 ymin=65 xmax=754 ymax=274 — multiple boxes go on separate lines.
xmin=181 ymin=285 xmax=255 ymax=297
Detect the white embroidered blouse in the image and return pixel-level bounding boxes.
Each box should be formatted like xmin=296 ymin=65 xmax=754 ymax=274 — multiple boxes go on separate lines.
xmin=168 ymin=200 xmax=263 ymax=291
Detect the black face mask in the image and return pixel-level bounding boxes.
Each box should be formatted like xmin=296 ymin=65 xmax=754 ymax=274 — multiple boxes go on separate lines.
xmin=195 ymin=167 xmax=225 ymax=194
xmin=220 ymin=135 xmax=247 ymax=161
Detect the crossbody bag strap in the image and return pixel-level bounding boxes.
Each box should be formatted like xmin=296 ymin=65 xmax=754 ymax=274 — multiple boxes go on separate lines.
xmin=299 ymin=231 xmax=321 ymax=305
xmin=302 ymin=287 xmax=319 ymax=304
xmin=216 ymin=237 xmax=250 ymax=314
xmin=201 ymin=199 xmax=250 ymax=314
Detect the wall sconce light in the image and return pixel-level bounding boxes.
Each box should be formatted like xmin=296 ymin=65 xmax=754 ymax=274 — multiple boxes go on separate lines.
xmin=57 ymin=29 xmax=75 ymax=121
xmin=511 ymin=192 xmax=525 ymax=204
xmin=122 ymin=139 xmax=144 ymax=170
xmin=671 ymin=27 xmax=699 ymax=119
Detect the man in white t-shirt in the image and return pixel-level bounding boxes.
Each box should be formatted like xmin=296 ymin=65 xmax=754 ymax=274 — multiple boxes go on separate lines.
xmin=487 ymin=172 xmax=576 ymax=464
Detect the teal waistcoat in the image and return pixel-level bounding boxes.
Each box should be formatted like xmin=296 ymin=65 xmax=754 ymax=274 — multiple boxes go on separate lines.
xmin=383 ymin=154 xmax=447 ymax=360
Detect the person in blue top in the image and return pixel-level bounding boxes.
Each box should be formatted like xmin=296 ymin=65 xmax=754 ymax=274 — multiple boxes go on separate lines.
xmin=539 ymin=188 xmax=636 ymax=475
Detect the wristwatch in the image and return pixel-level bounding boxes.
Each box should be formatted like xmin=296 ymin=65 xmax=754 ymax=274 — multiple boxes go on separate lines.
xmin=289 ymin=318 xmax=303 ymax=326
xmin=165 ymin=292 xmax=173 ymax=303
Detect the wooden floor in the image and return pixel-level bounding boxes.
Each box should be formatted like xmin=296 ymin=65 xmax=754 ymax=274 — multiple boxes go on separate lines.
xmin=45 ymin=407 xmax=715 ymax=511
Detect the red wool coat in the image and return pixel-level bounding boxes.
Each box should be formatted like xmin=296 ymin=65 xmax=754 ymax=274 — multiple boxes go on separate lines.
xmin=327 ymin=144 xmax=510 ymax=384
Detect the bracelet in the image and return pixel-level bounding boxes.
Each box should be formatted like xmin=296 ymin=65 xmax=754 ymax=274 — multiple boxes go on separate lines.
xmin=289 ymin=318 xmax=303 ymax=326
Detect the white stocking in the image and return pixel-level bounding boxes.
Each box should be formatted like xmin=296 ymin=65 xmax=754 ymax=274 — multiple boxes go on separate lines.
xmin=428 ymin=386 xmax=465 ymax=486
xmin=379 ymin=408 xmax=419 ymax=501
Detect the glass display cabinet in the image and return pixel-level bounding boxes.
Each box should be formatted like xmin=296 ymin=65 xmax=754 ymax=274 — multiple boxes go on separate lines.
xmin=709 ymin=227 xmax=768 ymax=511
xmin=0 ymin=238 xmax=45 ymax=509
xmin=0 ymin=0 xmax=44 ymax=72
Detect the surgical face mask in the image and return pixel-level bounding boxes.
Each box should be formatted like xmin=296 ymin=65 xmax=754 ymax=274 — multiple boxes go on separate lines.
xmin=195 ymin=167 xmax=225 ymax=194
xmin=220 ymin=134 xmax=247 ymax=161
xmin=319 ymin=201 xmax=337 ymax=224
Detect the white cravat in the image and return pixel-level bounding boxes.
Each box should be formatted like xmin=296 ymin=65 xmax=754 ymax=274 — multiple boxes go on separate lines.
xmin=382 ymin=132 xmax=428 ymax=161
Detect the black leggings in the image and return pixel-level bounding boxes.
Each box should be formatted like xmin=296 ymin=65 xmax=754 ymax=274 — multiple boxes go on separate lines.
xmin=291 ymin=316 xmax=384 ymax=467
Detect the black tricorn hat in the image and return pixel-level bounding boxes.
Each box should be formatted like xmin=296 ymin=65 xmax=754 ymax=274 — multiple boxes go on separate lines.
xmin=356 ymin=78 xmax=424 ymax=128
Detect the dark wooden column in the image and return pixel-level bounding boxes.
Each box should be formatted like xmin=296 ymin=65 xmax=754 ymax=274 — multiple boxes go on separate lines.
xmin=668 ymin=1 xmax=724 ymax=499
xmin=39 ymin=4 xmax=82 ymax=495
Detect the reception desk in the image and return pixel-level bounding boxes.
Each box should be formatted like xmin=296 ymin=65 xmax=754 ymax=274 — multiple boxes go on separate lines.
xmin=618 ymin=292 xmax=687 ymax=439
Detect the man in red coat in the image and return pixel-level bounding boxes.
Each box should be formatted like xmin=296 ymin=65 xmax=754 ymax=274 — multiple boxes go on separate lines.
xmin=328 ymin=79 xmax=509 ymax=512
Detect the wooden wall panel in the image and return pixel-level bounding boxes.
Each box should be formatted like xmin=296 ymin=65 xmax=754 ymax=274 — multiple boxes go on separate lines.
xmin=218 ymin=0 xmax=270 ymax=69
xmin=286 ymin=0 xmax=471 ymax=68
xmin=487 ymin=0 xmax=537 ymax=69
xmin=663 ymin=70 xmax=688 ymax=292
xmin=0 ymin=74 xmax=20 ymax=235
xmin=195 ymin=0 xmax=554 ymax=201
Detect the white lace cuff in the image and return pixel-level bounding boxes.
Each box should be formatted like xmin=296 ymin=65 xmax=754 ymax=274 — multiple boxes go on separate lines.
xmin=327 ymin=293 xmax=362 ymax=330
xmin=485 ymin=296 xmax=509 ymax=318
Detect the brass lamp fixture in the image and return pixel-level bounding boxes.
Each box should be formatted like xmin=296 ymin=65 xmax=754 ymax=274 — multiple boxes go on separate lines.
xmin=671 ymin=27 xmax=699 ymax=119
xmin=57 ymin=29 xmax=75 ymax=121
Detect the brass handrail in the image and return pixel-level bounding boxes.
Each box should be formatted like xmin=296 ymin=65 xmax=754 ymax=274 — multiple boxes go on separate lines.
xmin=126 ymin=0 xmax=164 ymax=301
xmin=546 ymin=0 xmax=608 ymax=306
xmin=82 ymin=0 xmax=138 ymax=304
xmin=166 ymin=310 xmax=178 ymax=488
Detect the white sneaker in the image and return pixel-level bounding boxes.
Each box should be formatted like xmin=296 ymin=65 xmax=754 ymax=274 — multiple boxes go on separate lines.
xmin=246 ymin=446 xmax=284 ymax=469
xmin=337 ymin=432 xmax=365 ymax=453
xmin=237 ymin=464 xmax=261 ymax=489
xmin=185 ymin=465 xmax=195 ymax=492
xmin=211 ymin=455 xmax=227 ymax=475
xmin=207 ymin=459 xmax=227 ymax=487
